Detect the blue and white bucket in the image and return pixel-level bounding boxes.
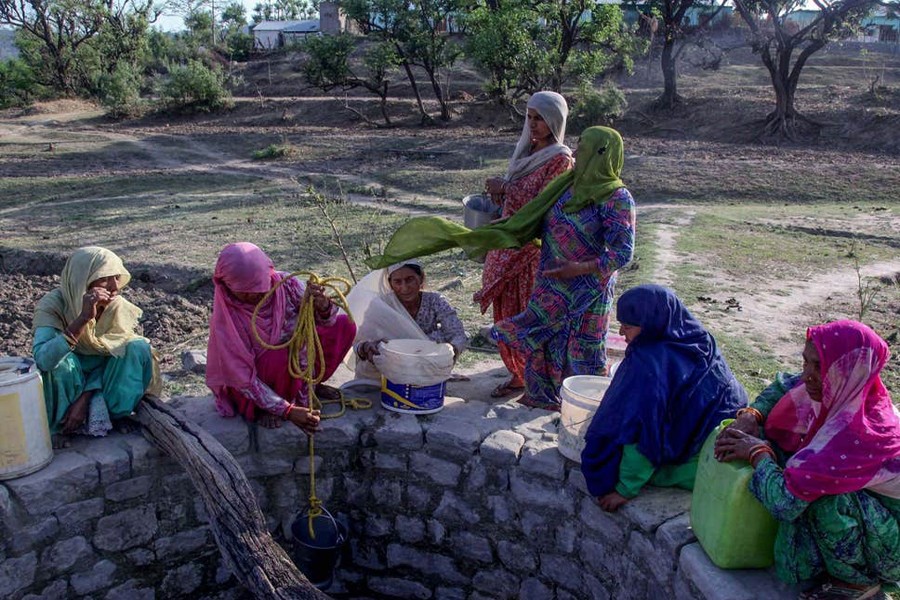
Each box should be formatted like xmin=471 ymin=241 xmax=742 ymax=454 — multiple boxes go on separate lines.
xmin=381 ymin=377 xmax=447 ymax=415
xmin=373 ymin=339 xmax=454 ymax=415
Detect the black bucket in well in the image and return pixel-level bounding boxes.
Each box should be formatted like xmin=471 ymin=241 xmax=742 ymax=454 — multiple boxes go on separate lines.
xmin=290 ymin=507 xmax=347 ymax=590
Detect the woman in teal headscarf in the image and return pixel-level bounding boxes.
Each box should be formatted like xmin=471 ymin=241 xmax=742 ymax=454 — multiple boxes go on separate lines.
xmin=367 ymin=126 xmax=636 ymax=410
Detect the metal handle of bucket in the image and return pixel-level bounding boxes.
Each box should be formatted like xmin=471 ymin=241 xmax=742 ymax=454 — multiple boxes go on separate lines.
xmin=0 ymin=358 xmax=34 ymax=376
xmin=299 ymin=505 xmax=345 ymax=545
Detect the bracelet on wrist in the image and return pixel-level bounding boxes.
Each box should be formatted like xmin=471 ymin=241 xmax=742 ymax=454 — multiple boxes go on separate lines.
xmin=736 ymin=407 xmax=764 ymax=425
xmin=282 ymin=402 xmax=296 ymax=420
xmin=748 ymin=444 xmax=775 ymax=466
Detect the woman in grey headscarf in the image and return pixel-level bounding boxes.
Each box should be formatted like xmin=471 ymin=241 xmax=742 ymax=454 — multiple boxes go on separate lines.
xmin=474 ymin=91 xmax=573 ymax=398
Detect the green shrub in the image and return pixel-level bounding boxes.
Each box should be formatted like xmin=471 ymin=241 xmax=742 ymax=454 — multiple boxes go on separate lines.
xmin=156 ymin=59 xmax=231 ymax=113
xmin=0 ymin=59 xmax=44 ymax=108
xmin=252 ymin=143 xmax=299 ymax=160
xmin=570 ymin=82 xmax=628 ymax=130
xmin=98 ymin=63 xmax=147 ymax=118
xmin=224 ymin=32 xmax=254 ymax=62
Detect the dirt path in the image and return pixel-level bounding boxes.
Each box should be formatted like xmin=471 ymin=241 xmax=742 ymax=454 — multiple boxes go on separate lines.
xmin=701 ymin=259 xmax=900 ymax=365
xmin=651 ymin=209 xmax=696 ymax=287
xmin=3 ymin=109 xmax=898 ymax=379
xmin=650 ymin=213 xmax=900 ymax=365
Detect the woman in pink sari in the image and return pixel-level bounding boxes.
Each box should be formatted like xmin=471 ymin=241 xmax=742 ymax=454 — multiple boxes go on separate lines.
xmin=206 ymin=243 xmax=357 ymax=433
xmin=716 ymin=320 xmax=900 ymax=600
xmin=475 ymin=91 xmax=573 ymax=398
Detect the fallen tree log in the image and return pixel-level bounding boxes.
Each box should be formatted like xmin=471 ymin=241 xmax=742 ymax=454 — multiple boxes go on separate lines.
xmin=135 ymin=395 xmax=330 ymax=600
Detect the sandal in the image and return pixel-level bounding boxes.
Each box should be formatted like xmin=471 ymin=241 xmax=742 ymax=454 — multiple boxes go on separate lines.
xmin=491 ymin=380 xmax=525 ymax=398
xmin=800 ymin=581 xmax=881 ymax=600
xmin=516 ymin=395 xmax=561 ymax=412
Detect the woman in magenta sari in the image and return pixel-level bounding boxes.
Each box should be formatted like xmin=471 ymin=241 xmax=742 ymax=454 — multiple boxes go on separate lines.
xmin=206 ymin=243 xmax=356 ymax=433
xmin=716 ymin=320 xmax=900 ymax=600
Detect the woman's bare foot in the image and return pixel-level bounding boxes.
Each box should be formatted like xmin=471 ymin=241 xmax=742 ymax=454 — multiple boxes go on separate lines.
xmin=259 ymin=413 xmax=282 ymax=429
xmin=52 ymin=434 xmax=72 ymax=449
xmin=61 ymin=391 xmax=93 ymax=434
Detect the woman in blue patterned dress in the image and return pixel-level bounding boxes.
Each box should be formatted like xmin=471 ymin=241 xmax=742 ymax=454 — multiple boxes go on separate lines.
xmin=491 ymin=127 xmax=636 ymax=410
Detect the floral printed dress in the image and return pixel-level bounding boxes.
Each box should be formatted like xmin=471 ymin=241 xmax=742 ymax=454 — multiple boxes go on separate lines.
xmin=476 ymin=153 xmax=572 ymax=382
xmin=491 ymin=186 xmax=635 ymax=409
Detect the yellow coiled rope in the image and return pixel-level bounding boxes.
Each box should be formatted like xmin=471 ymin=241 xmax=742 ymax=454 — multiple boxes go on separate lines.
xmin=250 ymin=271 xmax=372 ymax=539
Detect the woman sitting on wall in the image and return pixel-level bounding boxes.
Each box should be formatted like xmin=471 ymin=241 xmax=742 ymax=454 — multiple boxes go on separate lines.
xmin=32 ymin=246 xmax=161 ymax=448
xmin=581 ymin=285 xmax=748 ymax=512
xmin=206 ymin=242 xmax=356 ymax=433
xmin=347 ymin=260 xmax=467 ymax=380
xmin=715 ymin=320 xmax=900 ymax=600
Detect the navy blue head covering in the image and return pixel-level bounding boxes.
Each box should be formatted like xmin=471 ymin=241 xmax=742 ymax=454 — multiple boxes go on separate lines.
xmin=580 ymin=285 xmax=747 ymax=497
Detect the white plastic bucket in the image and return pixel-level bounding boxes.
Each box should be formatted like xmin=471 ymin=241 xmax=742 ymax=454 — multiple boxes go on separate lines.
xmin=374 ymin=339 xmax=453 ymax=415
xmin=558 ymin=375 xmax=612 ymax=463
xmin=0 ymin=357 xmax=53 ymax=480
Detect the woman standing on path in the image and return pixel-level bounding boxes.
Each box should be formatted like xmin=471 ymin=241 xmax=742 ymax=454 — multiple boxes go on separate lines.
xmin=491 ymin=126 xmax=636 ymax=410
xmin=364 ymin=126 xmax=636 ymax=412
xmin=475 ymin=91 xmax=573 ymax=399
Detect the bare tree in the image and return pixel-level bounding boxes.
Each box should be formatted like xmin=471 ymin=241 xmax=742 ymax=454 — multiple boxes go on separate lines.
xmin=732 ymin=0 xmax=877 ymax=139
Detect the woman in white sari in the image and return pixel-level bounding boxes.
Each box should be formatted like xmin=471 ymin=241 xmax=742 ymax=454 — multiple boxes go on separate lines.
xmin=346 ymin=261 xmax=467 ymax=382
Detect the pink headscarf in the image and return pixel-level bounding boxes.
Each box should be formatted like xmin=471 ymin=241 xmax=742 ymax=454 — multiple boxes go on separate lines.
xmin=767 ymin=320 xmax=900 ymax=502
xmin=206 ymin=243 xmax=289 ymax=402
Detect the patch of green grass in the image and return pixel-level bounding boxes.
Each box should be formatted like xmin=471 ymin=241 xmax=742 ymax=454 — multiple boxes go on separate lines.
xmin=674 ymin=211 xmax=895 ymax=286
xmin=376 ymin=167 xmax=493 ymax=203
xmin=252 ymin=143 xmax=299 ymax=160
xmin=713 ymin=331 xmax=788 ymax=399
xmin=617 ymin=222 xmax=660 ymax=291
xmin=628 ymin=157 xmax=900 ymax=206
xmin=0 ymin=172 xmax=266 ymax=210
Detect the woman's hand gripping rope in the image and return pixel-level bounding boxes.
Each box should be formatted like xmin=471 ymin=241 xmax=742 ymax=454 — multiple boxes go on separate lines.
xmin=250 ymin=271 xmax=372 ymax=538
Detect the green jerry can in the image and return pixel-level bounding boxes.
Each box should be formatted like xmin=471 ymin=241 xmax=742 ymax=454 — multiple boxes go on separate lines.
xmin=690 ymin=419 xmax=779 ymax=569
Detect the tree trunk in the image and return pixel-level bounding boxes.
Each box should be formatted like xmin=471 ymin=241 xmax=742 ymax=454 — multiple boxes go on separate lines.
xmin=761 ymin=44 xmax=800 ymax=138
xmin=424 ymin=64 xmax=450 ymax=121
xmin=396 ymin=51 xmax=431 ymax=124
xmin=379 ymin=82 xmax=392 ymax=126
xmin=135 ymin=396 xmax=330 ymax=600
xmin=658 ymin=31 xmax=680 ymax=108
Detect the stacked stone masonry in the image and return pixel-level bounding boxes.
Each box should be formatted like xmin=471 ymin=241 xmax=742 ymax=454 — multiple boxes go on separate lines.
xmin=0 ymin=393 xmax=801 ymax=599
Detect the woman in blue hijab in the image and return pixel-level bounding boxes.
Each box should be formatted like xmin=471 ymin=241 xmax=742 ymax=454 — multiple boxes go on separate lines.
xmin=581 ymin=285 xmax=747 ymax=511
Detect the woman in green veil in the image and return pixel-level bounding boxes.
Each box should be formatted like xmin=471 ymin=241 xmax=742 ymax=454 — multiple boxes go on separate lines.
xmin=367 ymin=126 xmax=636 ymax=410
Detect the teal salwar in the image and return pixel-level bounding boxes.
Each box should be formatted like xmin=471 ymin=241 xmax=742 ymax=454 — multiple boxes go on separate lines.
xmin=33 ymin=326 xmax=154 ymax=433
xmin=747 ymin=374 xmax=900 ymax=586
xmin=751 ymin=457 xmax=900 ymax=586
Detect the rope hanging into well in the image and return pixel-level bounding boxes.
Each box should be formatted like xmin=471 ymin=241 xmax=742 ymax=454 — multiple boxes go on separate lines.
xmin=250 ymin=271 xmax=372 ymax=539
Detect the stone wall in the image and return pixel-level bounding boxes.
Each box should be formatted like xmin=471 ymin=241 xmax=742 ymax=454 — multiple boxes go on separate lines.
xmin=0 ymin=393 xmax=799 ymax=599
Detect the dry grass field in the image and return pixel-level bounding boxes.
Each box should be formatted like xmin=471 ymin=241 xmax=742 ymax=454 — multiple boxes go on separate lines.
xmin=0 ymin=40 xmax=898 ymax=401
